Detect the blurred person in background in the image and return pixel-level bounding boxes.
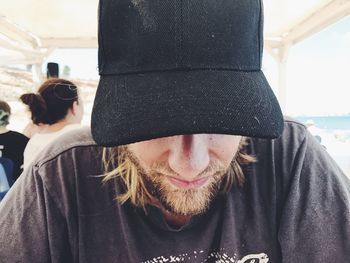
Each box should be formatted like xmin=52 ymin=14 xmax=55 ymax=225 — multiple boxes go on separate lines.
xmin=20 ymin=78 xmax=84 ymax=170
xmin=0 ymin=100 xmax=29 ymax=181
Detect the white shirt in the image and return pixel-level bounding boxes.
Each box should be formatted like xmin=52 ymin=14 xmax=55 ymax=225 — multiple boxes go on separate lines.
xmin=23 ymin=124 xmax=82 ymax=170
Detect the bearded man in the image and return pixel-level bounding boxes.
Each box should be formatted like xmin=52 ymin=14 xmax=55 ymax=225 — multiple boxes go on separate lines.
xmin=1 ymin=0 xmax=349 ymax=262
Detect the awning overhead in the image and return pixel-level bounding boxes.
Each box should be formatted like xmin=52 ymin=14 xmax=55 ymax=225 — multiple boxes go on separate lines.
xmin=1 ymin=0 xmax=349 ymax=65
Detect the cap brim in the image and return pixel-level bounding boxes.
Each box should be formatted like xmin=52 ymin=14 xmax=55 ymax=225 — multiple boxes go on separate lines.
xmin=91 ymin=70 xmax=284 ymax=146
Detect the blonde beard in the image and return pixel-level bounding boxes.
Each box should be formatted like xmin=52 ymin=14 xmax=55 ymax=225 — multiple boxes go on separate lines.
xmin=148 ymin=171 xmax=225 ymax=216
xmin=126 ymin=149 xmax=229 ymax=216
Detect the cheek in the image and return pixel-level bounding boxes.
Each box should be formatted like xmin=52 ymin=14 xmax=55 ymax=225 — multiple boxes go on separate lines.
xmin=208 ymin=135 xmax=242 ymax=165
xmin=127 ymin=138 xmax=170 ymax=166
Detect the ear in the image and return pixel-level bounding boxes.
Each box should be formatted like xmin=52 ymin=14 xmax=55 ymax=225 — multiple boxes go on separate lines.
xmin=71 ymin=101 xmax=79 ymax=116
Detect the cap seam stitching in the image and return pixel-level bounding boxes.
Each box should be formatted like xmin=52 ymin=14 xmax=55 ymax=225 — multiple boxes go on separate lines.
xmin=100 ymin=67 xmax=262 ymax=76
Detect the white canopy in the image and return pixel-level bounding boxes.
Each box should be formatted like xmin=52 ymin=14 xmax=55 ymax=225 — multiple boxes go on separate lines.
xmin=1 ymin=0 xmax=349 ymax=60
xmin=1 ymin=0 xmax=350 ymax=110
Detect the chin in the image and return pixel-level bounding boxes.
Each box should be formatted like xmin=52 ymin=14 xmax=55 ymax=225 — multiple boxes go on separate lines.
xmin=156 ymin=178 xmax=221 ymax=216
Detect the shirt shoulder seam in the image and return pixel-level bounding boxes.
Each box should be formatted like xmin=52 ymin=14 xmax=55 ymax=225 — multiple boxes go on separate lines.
xmin=33 ymin=140 xmax=100 ymax=169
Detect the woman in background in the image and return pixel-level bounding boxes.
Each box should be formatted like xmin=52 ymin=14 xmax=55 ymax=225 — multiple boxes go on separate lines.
xmin=0 ymin=100 xmax=29 ymax=182
xmin=20 ymin=78 xmax=84 ymax=170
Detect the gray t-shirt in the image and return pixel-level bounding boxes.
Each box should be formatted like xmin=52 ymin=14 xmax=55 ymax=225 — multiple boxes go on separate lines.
xmin=0 ymin=119 xmax=349 ymax=262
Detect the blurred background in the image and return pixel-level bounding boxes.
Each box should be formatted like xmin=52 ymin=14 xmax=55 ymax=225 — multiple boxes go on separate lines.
xmin=0 ymin=0 xmax=349 ymax=176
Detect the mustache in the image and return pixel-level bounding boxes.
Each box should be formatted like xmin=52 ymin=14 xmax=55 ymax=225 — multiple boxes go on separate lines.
xmin=150 ymin=160 xmax=229 ymax=179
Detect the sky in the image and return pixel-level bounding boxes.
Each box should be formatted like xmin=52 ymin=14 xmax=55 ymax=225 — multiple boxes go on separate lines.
xmin=44 ymin=15 xmax=350 ymax=117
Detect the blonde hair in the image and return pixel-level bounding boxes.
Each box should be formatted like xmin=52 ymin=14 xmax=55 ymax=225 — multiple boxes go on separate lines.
xmin=102 ymin=138 xmax=255 ymax=208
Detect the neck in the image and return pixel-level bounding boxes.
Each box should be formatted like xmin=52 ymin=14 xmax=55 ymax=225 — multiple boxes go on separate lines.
xmin=162 ymin=209 xmax=192 ymax=229
xmin=150 ymin=198 xmax=192 ymax=229
xmin=40 ymin=120 xmax=74 ymax=133
xmin=0 ymin=127 xmax=9 ymax=134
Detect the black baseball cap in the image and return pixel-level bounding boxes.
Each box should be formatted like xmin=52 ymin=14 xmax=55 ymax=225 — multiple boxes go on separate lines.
xmin=92 ymin=0 xmax=284 ymax=147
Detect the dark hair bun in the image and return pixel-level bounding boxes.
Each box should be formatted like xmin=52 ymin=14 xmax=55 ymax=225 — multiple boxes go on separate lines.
xmin=20 ymin=93 xmax=47 ymax=124
xmin=20 ymin=78 xmax=79 ymax=125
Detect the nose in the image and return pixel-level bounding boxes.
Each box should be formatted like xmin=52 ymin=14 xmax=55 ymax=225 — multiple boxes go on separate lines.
xmin=168 ymin=134 xmax=210 ymax=180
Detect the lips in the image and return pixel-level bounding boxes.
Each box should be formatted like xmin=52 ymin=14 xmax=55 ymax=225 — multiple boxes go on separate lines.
xmin=167 ymin=176 xmax=210 ymax=188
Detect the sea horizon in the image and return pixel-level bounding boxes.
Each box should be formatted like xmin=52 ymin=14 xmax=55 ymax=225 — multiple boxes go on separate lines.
xmin=294 ymin=115 xmax=350 ymax=130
